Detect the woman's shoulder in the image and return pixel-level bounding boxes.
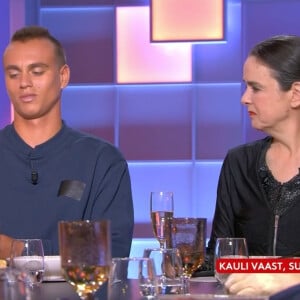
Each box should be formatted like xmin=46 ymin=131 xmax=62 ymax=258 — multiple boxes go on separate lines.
xmin=223 ymin=136 xmax=271 ymax=166
xmin=229 ymin=136 xmax=271 ymax=155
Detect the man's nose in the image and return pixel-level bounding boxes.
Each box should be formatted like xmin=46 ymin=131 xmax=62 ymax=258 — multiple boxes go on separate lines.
xmin=19 ymin=73 xmax=33 ymax=88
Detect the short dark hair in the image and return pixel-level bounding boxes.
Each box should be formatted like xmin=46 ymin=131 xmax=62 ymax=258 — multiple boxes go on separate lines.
xmin=250 ymin=35 xmax=300 ymax=91
xmin=11 ymin=25 xmax=66 ymax=66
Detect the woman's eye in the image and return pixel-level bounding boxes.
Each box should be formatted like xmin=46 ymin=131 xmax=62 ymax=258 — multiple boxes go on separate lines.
xmin=251 ymin=86 xmax=260 ymax=92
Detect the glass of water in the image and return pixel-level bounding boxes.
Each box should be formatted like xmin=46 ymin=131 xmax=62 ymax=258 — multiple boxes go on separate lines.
xmin=10 ymin=238 xmax=45 ymax=287
xmin=143 ymin=248 xmax=184 ymax=295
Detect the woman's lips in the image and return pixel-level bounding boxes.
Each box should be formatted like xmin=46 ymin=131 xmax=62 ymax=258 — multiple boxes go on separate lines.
xmin=248 ymin=111 xmax=256 ymax=117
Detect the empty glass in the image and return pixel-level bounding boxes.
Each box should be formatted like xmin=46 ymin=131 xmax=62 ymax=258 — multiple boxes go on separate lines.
xmin=10 ymin=238 xmax=45 ymax=287
xmin=143 ymin=248 xmax=184 ymax=295
xmin=214 ymin=237 xmax=249 ymax=285
xmin=108 ymin=257 xmax=157 ymax=300
xmin=0 ymin=268 xmax=31 ymax=299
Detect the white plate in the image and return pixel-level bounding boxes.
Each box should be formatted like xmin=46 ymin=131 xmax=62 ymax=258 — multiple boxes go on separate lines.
xmin=158 ymin=295 xmax=269 ymax=299
xmin=190 ymin=276 xmax=218 ymax=283
xmin=249 ymin=256 xmax=280 ymax=259
xmin=43 ymin=255 xmax=65 ymax=282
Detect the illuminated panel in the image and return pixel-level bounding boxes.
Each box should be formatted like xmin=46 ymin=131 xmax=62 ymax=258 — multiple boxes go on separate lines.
xmin=116 ymin=6 xmax=192 ymax=84
xmin=151 ymin=0 xmax=224 ymax=42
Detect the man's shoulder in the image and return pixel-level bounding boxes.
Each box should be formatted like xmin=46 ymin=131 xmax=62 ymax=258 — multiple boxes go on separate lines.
xmin=65 ymin=127 xmax=125 ymax=159
xmin=0 ymin=124 xmax=14 ymax=141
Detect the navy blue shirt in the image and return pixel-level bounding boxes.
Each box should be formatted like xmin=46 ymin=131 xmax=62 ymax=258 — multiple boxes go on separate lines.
xmin=0 ymin=122 xmax=134 ymax=257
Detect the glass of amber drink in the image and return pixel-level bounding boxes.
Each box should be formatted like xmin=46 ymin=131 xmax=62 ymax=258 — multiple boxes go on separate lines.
xmin=58 ymin=220 xmax=111 ymax=300
xmin=150 ymin=191 xmax=174 ymax=249
xmin=171 ymin=217 xmax=207 ymax=293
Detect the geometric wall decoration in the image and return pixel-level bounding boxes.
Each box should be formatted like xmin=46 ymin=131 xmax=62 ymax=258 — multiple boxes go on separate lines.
xmin=116 ymin=6 xmax=192 ymax=83
xmin=151 ymin=0 xmax=224 ymax=42
xmin=41 ymin=7 xmax=114 ymax=84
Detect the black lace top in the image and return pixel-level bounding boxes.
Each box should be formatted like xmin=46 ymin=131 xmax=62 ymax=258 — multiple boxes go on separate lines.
xmin=259 ymin=162 xmax=300 ymax=216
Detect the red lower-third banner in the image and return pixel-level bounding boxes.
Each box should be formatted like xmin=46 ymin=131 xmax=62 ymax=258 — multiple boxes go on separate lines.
xmin=215 ymin=258 xmax=300 ymax=273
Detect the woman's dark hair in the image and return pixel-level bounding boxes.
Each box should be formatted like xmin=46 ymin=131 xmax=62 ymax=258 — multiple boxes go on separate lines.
xmin=250 ymin=35 xmax=300 ymax=91
xmin=11 ymin=25 xmax=66 ymax=66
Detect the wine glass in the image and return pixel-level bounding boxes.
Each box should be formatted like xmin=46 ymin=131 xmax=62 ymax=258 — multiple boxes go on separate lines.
xmin=10 ymin=238 xmax=45 ymax=287
xmin=214 ymin=238 xmax=248 ymax=286
xmin=143 ymin=248 xmax=184 ymax=295
xmin=150 ymin=191 xmax=174 ymax=249
xmin=108 ymin=257 xmax=157 ymax=300
xmin=171 ymin=217 xmax=206 ymax=294
xmin=58 ymin=220 xmax=111 ymax=300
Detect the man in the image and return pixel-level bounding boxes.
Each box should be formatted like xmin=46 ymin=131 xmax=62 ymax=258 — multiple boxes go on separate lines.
xmin=0 ymin=25 xmax=134 ymax=260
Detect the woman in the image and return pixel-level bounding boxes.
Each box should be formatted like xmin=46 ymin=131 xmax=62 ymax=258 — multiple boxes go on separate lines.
xmin=206 ymin=34 xmax=300 ymax=296
xmin=208 ymin=35 xmax=300 ymax=258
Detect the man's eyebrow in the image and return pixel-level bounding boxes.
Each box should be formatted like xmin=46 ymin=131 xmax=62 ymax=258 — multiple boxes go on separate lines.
xmin=5 ymin=65 xmax=20 ymax=72
xmin=5 ymin=62 xmax=49 ymax=72
xmin=28 ymin=62 xmax=49 ymax=69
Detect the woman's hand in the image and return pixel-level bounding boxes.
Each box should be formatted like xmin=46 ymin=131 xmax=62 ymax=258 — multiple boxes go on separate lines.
xmin=225 ymin=273 xmax=300 ymax=296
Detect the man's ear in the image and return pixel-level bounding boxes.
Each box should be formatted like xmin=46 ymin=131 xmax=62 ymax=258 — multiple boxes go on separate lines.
xmin=290 ymin=82 xmax=300 ymax=108
xmin=60 ymin=64 xmax=70 ymax=89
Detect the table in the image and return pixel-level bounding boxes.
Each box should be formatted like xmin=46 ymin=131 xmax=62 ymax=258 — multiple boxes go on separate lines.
xmin=28 ymin=277 xmax=221 ymax=300
xmin=2 ymin=277 xmax=268 ymax=299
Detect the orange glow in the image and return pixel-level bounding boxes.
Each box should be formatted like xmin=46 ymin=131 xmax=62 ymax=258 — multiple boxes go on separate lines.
xmin=116 ymin=7 xmax=192 ymax=84
xmin=151 ymin=0 xmax=224 ymax=41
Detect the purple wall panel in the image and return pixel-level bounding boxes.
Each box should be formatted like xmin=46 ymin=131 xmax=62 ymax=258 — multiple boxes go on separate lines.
xmin=196 ymin=83 xmax=243 ymax=159
xmin=129 ymin=162 xmax=195 ymax=237
xmin=61 ymin=86 xmax=116 ymax=143
xmin=41 ymin=7 xmax=114 ymax=84
xmin=119 ymin=85 xmax=193 ymax=160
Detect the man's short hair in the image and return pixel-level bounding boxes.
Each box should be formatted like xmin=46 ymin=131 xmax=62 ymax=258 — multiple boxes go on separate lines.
xmin=11 ymin=25 xmax=66 ymax=66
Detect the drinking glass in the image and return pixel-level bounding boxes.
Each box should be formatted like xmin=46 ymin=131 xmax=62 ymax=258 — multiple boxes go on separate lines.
xmin=171 ymin=217 xmax=207 ymax=294
xmin=10 ymin=238 xmax=45 ymax=287
xmin=58 ymin=220 xmax=111 ymax=300
xmin=143 ymin=248 xmax=184 ymax=295
xmin=214 ymin=237 xmax=248 ymax=285
xmin=150 ymin=191 xmax=174 ymax=249
xmin=0 ymin=268 xmax=32 ymax=299
xmin=108 ymin=257 xmax=157 ymax=300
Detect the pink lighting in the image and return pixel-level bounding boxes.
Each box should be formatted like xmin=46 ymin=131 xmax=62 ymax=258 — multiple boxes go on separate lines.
xmin=116 ymin=7 xmax=192 ymax=84
xmin=151 ymin=0 xmax=224 ymax=42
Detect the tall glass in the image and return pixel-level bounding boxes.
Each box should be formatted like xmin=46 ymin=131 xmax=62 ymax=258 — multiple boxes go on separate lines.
xmin=58 ymin=220 xmax=111 ymax=300
xmin=171 ymin=217 xmax=206 ymax=293
xmin=150 ymin=191 xmax=174 ymax=249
